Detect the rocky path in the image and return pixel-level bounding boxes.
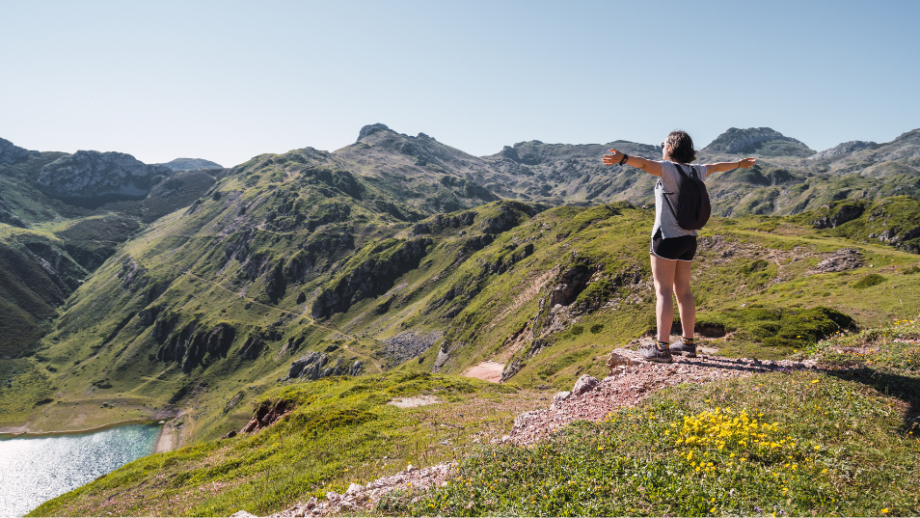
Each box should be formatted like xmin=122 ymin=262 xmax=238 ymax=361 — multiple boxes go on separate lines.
xmin=235 ymin=347 xmax=818 ymax=517
xmin=509 ymin=347 xmax=816 ymax=445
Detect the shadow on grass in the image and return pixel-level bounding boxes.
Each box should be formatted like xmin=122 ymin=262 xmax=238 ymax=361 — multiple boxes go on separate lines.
xmin=826 ymin=367 xmax=920 ymax=434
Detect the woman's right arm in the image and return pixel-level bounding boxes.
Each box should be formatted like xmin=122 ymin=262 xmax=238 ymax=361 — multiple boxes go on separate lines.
xmin=703 ymin=157 xmax=756 ymax=176
xmin=602 ymin=149 xmax=663 ymax=176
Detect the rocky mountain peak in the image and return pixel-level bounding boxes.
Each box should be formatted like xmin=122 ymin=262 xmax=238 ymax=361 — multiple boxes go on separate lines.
xmin=357 ymin=123 xmax=392 ymax=142
xmin=0 ymin=137 xmax=35 ymax=165
xmin=37 ymin=150 xmax=173 ymax=201
xmin=704 ymin=127 xmax=813 ymax=156
xmin=809 ymin=141 xmax=878 ymax=160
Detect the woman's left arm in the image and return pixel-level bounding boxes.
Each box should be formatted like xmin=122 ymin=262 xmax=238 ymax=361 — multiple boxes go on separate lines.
xmin=703 ymin=157 xmax=756 ymax=177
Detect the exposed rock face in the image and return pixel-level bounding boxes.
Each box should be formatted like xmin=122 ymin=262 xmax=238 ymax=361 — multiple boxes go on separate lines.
xmin=383 ymin=331 xmax=442 ymax=366
xmin=156 ymin=158 xmax=223 ymax=171
xmin=311 ymin=238 xmax=432 ymax=320
xmin=571 ymin=374 xmax=599 ymax=396
xmin=411 ymin=211 xmax=476 ymax=235
xmin=549 ymin=264 xmax=594 ymax=307
xmin=286 ymin=351 xmax=362 ymax=380
xmin=480 ymin=201 xmax=543 ymax=234
xmin=240 ymin=398 xmax=294 ymax=434
xmin=156 ymin=321 xmax=237 ymax=373
xmin=357 ymin=123 xmax=391 ymax=142
xmin=812 ymin=203 xmax=864 ymax=229
xmin=0 ymin=188 xmax=27 ymax=228
xmin=37 ymin=150 xmax=172 ymax=200
xmin=704 ymin=127 xmax=812 ymax=155
xmin=809 ymin=140 xmax=877 ymax=160
xmin=500 ymin=358 xmax=523 ymax=382
xmin=0 ymin=137 xmax=34 ymax=164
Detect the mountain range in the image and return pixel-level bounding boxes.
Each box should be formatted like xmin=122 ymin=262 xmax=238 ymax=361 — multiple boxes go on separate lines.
xmin=1 ymin=125 xmax=919 ymax=449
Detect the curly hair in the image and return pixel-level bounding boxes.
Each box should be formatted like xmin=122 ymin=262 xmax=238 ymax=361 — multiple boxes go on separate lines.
xmin=665 ymin=130 xmax=696 ymax=164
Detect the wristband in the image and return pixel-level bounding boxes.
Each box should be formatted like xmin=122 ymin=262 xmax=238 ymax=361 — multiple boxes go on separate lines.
xmin=619 ymin=154 xmax=629 ymax=165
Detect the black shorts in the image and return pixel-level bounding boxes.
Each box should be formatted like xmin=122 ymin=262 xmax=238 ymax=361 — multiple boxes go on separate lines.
xmin=650 ymin=228 xmax=697 ymax=262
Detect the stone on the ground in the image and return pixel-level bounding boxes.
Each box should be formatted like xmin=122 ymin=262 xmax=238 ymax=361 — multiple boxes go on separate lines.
xmin=572 ymin=374 xmax=599 ymax=396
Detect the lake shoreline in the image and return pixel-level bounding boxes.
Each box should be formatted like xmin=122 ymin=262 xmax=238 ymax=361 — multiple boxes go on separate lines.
xmin=0 ymin=418 xmax=165 ymax=440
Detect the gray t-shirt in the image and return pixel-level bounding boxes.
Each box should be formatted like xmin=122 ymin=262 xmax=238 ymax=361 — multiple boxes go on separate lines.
xmin=652 ymin=161 xmax=709 ymax=239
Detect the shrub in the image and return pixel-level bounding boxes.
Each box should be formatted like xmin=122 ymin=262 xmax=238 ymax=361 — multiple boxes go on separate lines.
xmin=852 ymin=274 xmax=886 ymax=289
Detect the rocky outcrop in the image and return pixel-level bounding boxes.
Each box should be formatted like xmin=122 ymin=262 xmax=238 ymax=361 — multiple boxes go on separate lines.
xmin=805 ymin=248 xmax=862 ymax=275
xmin=484 ymin=243 xmax=534 ymax=275
xmin=0 ymin=137 xmax=34 ymax=165
xmin=480 ymin=202 xmax=543 ymax=234
xmin=411 ymin=211 xmax=476 ymax=235
xmin=357 ymin=123 xmax=391 ymax=142
xmin=0 ymin=189 xmax=27 ymax=228
xmin=286 ymin=351 xmax=363 ymax=380
xmin=156 ymin=322 xmax=237 ymax=373
xmin=311 ymin=238 xmax=432 ymax=320
xmin=809 ymin=140 xmax=877 ymax=160
xmin=571 ymin=375 xmax=599 ymax=396
xmin=273 ymin=463 xmax=456 ymax=517
xmin=812 ymin=203 xmax=864 ymax=229
xmin=383 ymin=331 xmax=442 ymax=366
xmin=37 ymin=150 xmax=172 ymax=201
xmin=240 ymin=398 xmax=294 ymax=434
xmin=548 ymin=263 xmax=595 ymax=307
xmin=23 ymin=242 xmax=85 ymax=292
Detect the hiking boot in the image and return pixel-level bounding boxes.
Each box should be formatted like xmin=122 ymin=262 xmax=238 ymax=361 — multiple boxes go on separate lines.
xmin=670 ymin=339 xmax=697 ymax=358
xmin=640 ymin=342 xmax=673 ymax=363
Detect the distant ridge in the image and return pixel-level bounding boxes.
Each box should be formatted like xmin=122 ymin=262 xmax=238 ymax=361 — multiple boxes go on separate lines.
xmin=157 ymin=157 xmax=223 ymax=171
xmin=702 ymin=127 xmax=815 ymax=158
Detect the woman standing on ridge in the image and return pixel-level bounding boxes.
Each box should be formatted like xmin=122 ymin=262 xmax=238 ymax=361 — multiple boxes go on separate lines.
xmin=602 ymin=131 xmax=755 ymax=362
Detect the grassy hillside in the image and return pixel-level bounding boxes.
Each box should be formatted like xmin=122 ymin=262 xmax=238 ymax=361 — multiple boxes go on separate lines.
xmin=30 ymin=320 xmax=920 ymax=517
xmin=6 ymin=178 xmax=920 ymax=439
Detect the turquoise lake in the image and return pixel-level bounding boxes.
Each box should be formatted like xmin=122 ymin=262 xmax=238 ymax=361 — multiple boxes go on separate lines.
xmin=0 ymin=424 xmax=162 ymax=517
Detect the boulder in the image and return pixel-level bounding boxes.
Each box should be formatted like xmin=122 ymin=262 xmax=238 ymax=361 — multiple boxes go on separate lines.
xmin=572 ymin=374 xmax=599 ymax=396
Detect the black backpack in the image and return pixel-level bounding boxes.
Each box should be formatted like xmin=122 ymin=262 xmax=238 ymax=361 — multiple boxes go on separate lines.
xmin=661 ymin=163 xmax=711 ymax=230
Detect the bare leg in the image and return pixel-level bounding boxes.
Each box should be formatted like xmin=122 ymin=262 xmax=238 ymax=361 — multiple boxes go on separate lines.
xmin=673 ymin=259 xmax=696 ymax=339
xmin=651 ymin=254 xmax=677 ymax=343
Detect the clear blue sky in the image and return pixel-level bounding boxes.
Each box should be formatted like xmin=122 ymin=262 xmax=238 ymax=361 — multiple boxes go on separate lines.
xmin=1 ymin=0 xmax=917 ymax=167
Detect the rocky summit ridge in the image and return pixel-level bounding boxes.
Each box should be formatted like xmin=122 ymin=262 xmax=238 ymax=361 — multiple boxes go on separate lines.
xmin=0 ymin=137 xmax=36 ymax=165
xmin=702 ymin=127 xmax=815 ymax=157
xmin=37 ymin=150 xmax=173 ymax=201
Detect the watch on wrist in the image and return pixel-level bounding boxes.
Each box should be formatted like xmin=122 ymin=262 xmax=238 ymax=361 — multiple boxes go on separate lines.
xmin=619 ymin=153 xmax=629 ymax=165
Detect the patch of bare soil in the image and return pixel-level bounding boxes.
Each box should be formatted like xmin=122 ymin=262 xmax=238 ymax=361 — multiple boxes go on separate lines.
xmin=387 ymin=395 xmax=441 ymax=408
xmin=462 ymin=361 xmax=505 ymax=383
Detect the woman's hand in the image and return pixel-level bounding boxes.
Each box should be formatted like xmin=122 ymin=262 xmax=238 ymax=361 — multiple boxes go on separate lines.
xmin=738 ymin=157 xmax=756 ymax=169
xmin=602 ymin=149 xmax=624 ymax=166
